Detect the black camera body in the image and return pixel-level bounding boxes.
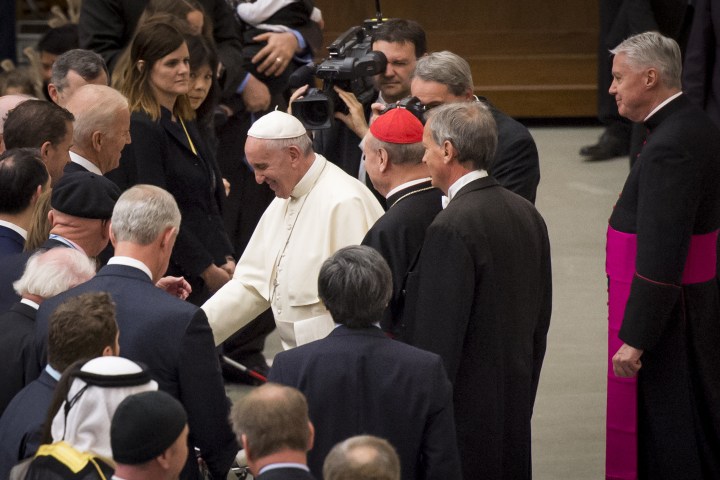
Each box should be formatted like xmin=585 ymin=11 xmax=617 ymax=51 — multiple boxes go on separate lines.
xmin=291 ymin=20 xmax=387 ymax=130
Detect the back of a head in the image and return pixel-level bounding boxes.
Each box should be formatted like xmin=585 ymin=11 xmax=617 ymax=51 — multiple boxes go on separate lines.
xmin=47 ymin=357 xmax=158 ymax=459
xmin=367 ymin=107 xmax=425 ymax=166
xmin=37 ymin=24 xmax=79 ymax=55
xmin=230 ymin=383 xmax=311 ymax=459
xmin=0 ymin=68 xmax=36 ymax=97
xmin=0 ymin=94 xmax=33 ymax=135
xmin=412 ymin=51 xmax=473 ymax=96
xmin=13 ymin=246 xmax=96 ymax=300
xmin=610 ymin=31 xmax=682 ymax=90
xmin=371 ymin=19 xmax=427 ymax=57
xmin=426 ymin=101 xmax=497 ymax=171
xmin=47 ymin=292 xmax=119 ymax=373
xmin=50 ymin=49 xmax=109 ymax=91
xmin=323 ymin=435 xmax=401 ymax=480
xmin=0 ymin=147 xmax=48 ymax=214
xmin=318 ymin=245 xmax=392 ymax=328
xmin=111 ymin=185 xmax=181 ymax=245
xmin=112 ymin=390 xmax=188 ymax=466
xmin=3 ymin=99 xmax=74 ymax=149
xmin=66 ymin=84 xmax=128 ymax=147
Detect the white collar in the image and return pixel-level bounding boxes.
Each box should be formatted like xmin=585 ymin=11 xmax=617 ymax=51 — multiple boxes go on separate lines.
xmin=69 ymin=151 xmax=103 ymax=175
xmin=0 ymin=219 xmax=27 ymax=239
xmin=442 ymin=169 xmax=488 ymax=208
xmin=644 ymin=91 xmax=683 ymax=122
xmin=259 ymin=463 xmax=310 ymax=475
xmin=20 ymin=298 xmax=40 ymax=310
xmin=291 ymin=154 xmax=326 ymax=199
xmin=107 ymin=256 xmax=153 ymax=281
xmin=45 ymin=364 xmax=62 ymax=381
xmin=386 ymin=177 xmax=431 ymax=199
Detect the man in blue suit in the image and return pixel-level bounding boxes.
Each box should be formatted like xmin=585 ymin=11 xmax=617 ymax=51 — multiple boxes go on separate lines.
xmin=35 ymin=185 xmax=238 ymax=480
xmin=0 ymin=148 xmax=49 ymax=256
xmin=268 ymin=246 xmax=461 ymax=480
xmin=0 ymin=291 xmax=119 ymax=479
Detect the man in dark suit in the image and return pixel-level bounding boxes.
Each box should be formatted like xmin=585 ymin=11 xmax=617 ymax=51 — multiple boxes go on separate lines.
xmin=0 ymin=247 xmax=96 ymax=416
xmin=0 ymin=171 xmax=120 ymax=313
xmin=63 ymin=84 xmax=131 ymax=176
xmin=0 ymin=148 xmax=49 ymax=256
xmin=35 ymin=184 xmax=237 ymax=480
xmin=269 ymin=245 xmax=461 ymax=480
xmin=360 ymin=107 xmax=442 ymax=334
xmin=0 ymin=291 xmax=119 ymax=479
xmin=606 ymin=31 xmax=720 ymax=479
xmin=403 ymin=102 xmax=552 ymax=480
xmin=48 ymin=49 xmax=109 ymax=107
xmin=411 ymin=50 xmax=541 ymax=204
xmin=230 ymin=383 xmax=316 ymax=480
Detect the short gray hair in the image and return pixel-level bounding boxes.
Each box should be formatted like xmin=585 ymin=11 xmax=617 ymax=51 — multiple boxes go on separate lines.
xmin=610 ymin=31 xmax=682 ymax=89
xmin=364 ymin=133 xmax=425 ymax=166
xmin=111 ymin=185 xmax=181 ymax=245
xmin=426 ymin=101 xmax=497 ymax=170
xmin=412 ymin=51 xmax=474 ymax=96
xmin=264 ymin=133 xmax=313 ymax=156
xmin=323 ymin=435 xmax=401 ymax=480
xmin=50 ymin=49 xmax=109 ymax=92
xmin=66 ymin=85 xmax=129 ymax=149
xmin=13 ymin=247 xmax=96 ymax=298
xmin=318 ymin=245 xmax=392 ymax=327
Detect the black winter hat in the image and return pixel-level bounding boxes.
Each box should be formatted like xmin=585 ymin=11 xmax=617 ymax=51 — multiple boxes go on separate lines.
xmin=51 ymin=172 xmax=120 ymax=219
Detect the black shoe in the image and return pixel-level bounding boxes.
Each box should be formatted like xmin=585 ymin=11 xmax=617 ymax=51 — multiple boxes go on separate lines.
xmin=580 ymin=132 xmax=629 ymax=160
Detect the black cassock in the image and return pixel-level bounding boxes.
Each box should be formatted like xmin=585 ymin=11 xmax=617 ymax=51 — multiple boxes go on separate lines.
xmin=403 ymin=176 xmax=552 ymax=480
xmin=610 ymin=94 xmax=720 ymax=479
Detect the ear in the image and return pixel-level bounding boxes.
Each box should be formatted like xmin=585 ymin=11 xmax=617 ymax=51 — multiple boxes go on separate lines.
xmin=307 ymin=422 xmax=315 ymax=451
xmin=101 ymin=344 xmax=114 ymax=356
xmin=101 ymin=219 xmax=111 ymax=241
xmin=160 ymin=226 xmax=176 ymax=250
xmin=91 ymin=131 xmax=103 ymax=152
xmin=109 ymin=221 xmax=117 ymax=248
xmin=48 ymin=83 xmax=59 ymax=103
xmin=377 ymin=147 xmax=389 ymax=173
xmin=441 ymin=139 xmax=456 ymax=165
xmin=155 ymin=449 xmax=172 ymax=470
xmin=241 ymin=434 xmax=252 ymax=461
xmin=645 ymin=68 xmax=658 ymax=88
xmin=463 ymin=88 xmax=475 ymax=101
xmin=47 ymin=209 xmax=55 ymax=226
xmin=286 ymin=145 xmax=302 ymax=165
xmin=136 ymin=60 xmax=145 ymax=73
xmin=40 ymin=141 xmax=53 ymax=160
xmin=30 ymin=185 xmax=43 ymax=206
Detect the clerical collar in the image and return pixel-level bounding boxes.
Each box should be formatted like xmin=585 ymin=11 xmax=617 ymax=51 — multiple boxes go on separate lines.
xmin=0 ymin=219 xmax=27 ymax=239
xmin=291 ymin=153 xmax=326 ymax=198
xmin=108 ymin=256 xmax=153 ymax=281
xmin=20 ymin=298 xmax=40 ymax=310
xmin=442 ymin=170 xmax=488 ymax=208
xmin=386 ymin=177 xmax=432 ymax=199
xmin=69 ymin=151 xmax=102 ymax=175
xmin=259 ymin=463 xmax=310 ymax=475
xmin=644 ymin=92 xmax=683 ymax=122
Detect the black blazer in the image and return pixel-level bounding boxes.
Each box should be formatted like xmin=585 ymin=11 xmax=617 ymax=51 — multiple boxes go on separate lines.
xmin=404 ymin=177 xmax=552 ymax=480
xmin=35 ymin=264 xmax=238 ymax=480
xmin=0 ymin=225 xmax=23 ymax=257
xmin=269 ymin=326 xmax=461 ymax=480
xmin=361 ymin=181 xmax=442 ymax=333
xmin=0 ymin=369 xmax=57 ymax=479
xmin=0 ymin=303 xmax=41 ymax=416
xmin=110 ymin=109 xmax=234 ymax=291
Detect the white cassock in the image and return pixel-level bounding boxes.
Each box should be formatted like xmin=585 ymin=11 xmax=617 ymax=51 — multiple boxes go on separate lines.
xmin=202 ymin=154 xmax=384 ymax=350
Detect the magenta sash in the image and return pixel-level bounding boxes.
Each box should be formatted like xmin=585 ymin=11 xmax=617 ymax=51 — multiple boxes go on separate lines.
xmin=605 ymin=227 xmax=717 ymax=480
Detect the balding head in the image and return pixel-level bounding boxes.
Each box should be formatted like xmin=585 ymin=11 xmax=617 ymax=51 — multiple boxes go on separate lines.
xmin=0 ymin=94 xmax=34 ymax=154
xmin=65 ymin=85 xmax=131 ymax=174
xmin=323 ymin=435 xmax=401 ymax=480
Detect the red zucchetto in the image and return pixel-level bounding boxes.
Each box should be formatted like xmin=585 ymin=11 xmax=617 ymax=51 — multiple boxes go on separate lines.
xmin=369 ymin=107 xmax=424 ymax=144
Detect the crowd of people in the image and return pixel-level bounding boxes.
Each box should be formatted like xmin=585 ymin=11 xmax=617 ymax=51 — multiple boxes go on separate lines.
xmin=0 ymin=0 xmax=718 ymax=479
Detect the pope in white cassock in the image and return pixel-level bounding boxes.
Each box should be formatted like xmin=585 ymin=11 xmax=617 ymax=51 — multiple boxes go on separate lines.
xmin=202 ymin=111 xmax=384 ymax=349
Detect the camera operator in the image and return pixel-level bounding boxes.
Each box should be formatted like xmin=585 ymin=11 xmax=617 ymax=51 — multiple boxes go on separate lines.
xmin=291 ymin=19 xmax=427 ymax=191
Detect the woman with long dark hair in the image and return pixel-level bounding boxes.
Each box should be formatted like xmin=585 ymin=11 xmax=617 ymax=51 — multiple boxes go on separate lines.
xmin=110 ymin=18 xmax=234 ymax=304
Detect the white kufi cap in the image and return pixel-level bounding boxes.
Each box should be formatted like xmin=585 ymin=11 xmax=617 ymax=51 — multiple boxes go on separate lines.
xmin=248 ymin=110 xmax=307 ymax=139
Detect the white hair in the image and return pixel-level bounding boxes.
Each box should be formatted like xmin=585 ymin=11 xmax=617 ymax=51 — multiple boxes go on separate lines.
xmin=610 ymin=31 xmax=682 ymax=89
xmin=13 ymin=247 xmax=96 ymax=298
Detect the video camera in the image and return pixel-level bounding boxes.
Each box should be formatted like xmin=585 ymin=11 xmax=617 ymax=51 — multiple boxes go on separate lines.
xmin=290 ymin=8 xmax=387 ymax=130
